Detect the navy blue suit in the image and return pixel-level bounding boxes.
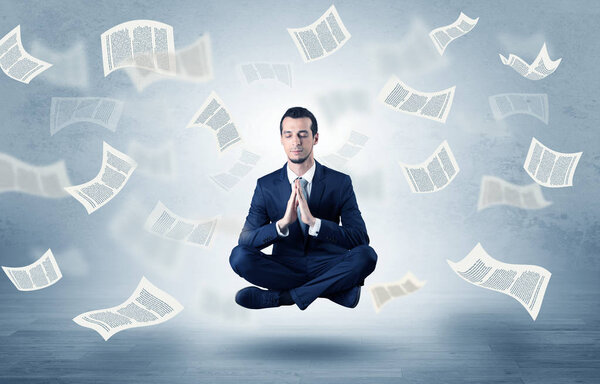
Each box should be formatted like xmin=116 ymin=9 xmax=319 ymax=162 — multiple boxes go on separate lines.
xmin=230 ymin=160 xmax=377 ymax=309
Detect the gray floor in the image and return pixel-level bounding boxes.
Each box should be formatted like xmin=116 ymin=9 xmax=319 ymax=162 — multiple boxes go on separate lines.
xmin=1 ymin=270 xmax=599 ymax=383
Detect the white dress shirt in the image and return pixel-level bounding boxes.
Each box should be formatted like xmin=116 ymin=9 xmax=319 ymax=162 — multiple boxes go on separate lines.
xmin=276 ymin=161 xmax=322 ymax=237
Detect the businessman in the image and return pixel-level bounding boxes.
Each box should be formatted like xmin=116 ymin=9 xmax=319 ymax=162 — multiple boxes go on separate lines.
xmin=229 ymin=107 xmax=377 ymax=310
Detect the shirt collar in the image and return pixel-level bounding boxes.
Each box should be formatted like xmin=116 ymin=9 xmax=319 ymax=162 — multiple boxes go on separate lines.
xmin=287 ymin=160 xmax=316 ymax=185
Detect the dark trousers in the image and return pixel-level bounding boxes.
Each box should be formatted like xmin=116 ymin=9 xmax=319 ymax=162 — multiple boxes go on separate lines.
xmin=229 ymin=244 xmax=377 ymax=310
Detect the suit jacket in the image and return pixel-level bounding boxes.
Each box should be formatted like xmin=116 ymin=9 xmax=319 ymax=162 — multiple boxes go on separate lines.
xmin=238 ymin=160 xmax=370 ymax=257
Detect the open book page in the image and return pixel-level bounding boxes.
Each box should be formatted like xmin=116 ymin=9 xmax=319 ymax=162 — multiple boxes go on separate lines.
xmin=287 ymin=5 xmax=351 ymax=63
xmin=448 ymin=243 xmax=551 ymax=320
xmin=73 ymin=277 xmax=183 ymax=341
xmin=64 ymin=142 xmax=137 ymax=214
xmin=2 ymin=249 xmax=62 ymax=291
xmin=0 ymin=25 xmax=52 ymax=83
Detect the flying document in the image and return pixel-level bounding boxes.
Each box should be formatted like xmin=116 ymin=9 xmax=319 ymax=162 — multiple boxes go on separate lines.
xmin=524 ymin=137 xmax=582 ymax=188
xmin=30 ymin=40 xmax=89 ymax=89
xmin=128 ymin=141 xmax=176 ymax=179
xmin=240 ymin=62 xmax=292 ymax=87
xmin=399 ymin=140 xmax=459 ymax=193
xmin=50 ymin=97 xmax=124 ymax=136
xmin=320 ymin=130 xmax=369 ymax=170
xmin=369 ymin=272 xmax=426 ymax=313
xmin=73 ymin=277 xmax=183 ymax=341
xmin=0 ymin=25 xmax=52 ymax=83
xmin=101 ymin=20 xmax=176 ymax=77
xmin=448 ymin=243 xmax=551 ymax=320
xmin=287 ymin=5 xmax=351 ymax=63
xmin=187 ymin=91 xmax=242 ymax=152
xmin=478 ymin=175 xmax=552 ymax=211
xmin=126 ymin=34 xmax=212 ymax=91
xmin=65 ymin=142 xmax=137 ymax=214
xmin=0 ymin=154 xmax=72 ymax=198
xmin=144 ymin=201 xmax=219 ymax=247
xmin=499 ymin=43 xmax=561 ymax=80
xmin=210 ymin=149 xmax=260 ymax=191
xmin=429 ymin=12 xmax=479 ymax=55
xmin=2 ymin=249 xmax=62 ymax=291
xmin=378 ymin=76 xmax=455 ymax=123
xmin=489 ymin=93 xmax=548 ymax=125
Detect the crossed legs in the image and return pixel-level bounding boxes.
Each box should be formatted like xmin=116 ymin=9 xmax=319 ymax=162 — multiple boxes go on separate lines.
xmin=229 ymin=244 xmax=377 ymax=310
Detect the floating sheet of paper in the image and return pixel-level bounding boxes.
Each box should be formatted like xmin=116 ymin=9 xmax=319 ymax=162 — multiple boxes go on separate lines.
xmin=369 ymin=272 xmax=426 ymax=313
xmin=144 ymin=201 xmax=219 ymax=247
xmin=128 ymin=141 xmax=176 ymax=179
xmin=65 ymin=142 xmax=137 ymax=214
xmin=240 ymin=62 xmax=292 ymax=87
xmin=186 ymin=91 xmax=242 ymax=152
xmin=489 ymin=93 xmax=548 ymax=124
xmin=429 ymin=12 xmax=479 ymax=55
xmin=319 ymin=130 xmax=368 ymax=170
xmin=2 ymin=249 xmax=62 ymax=291
xmin=50 ymin=97 xmax=124 ymax=135
xmin=209 ymin=149 xmax=260 ymax=191
xmin=524 ymin=137 xmax=582 ymax=188
xmin=73 ymin=277 xmax=183 ymax=341
xmin=0 ymin=153 xmax=71 ymax=198
xmin=499 ymin=43 xmax=561 ymax=80
xmin=126 ymin=34 xmax=212 ymax=91
xmin=478 ymin=175 xmax=552 ymax=211
xmin=287 ymin=5 xmax=351 ymax=63
xmin=378 ymin=76 xmax=455 ymax=123
xmin=30 ymin=40 xmax=88 ymax=89
xmin=448 ymin=243 xmax=551 ymax=320
xmin=0 ymin=25 xmax=52 ymax=83
xmin=101 ymin=20 xmax=176 ymax=77
xmin=399 ymin=140 xmax=459 ymax=193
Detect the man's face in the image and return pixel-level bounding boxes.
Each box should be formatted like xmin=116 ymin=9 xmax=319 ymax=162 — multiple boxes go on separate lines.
xmin=280 ymin=116 xmax=319 ymax=164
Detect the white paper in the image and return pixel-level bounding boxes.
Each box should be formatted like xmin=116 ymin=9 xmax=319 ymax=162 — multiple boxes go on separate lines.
xmin=101 ymin=20 xmax=176 ymax=77
xmin=378 ymin=76 xmax=455 ymax=123
xmin=144 ymin=201 xmax=219 ymax=247
xmin=64 ymin=142 xmax=137 ymax=214
xmin=73 ymin=277 xmax=183 ymax=341
xmin=186 ymin=91 xmax=242 ymax=153
xmin=319 ymin=130 xmax=369 ymax=170
xmin=489 ymin=93 xmax=548 ymax=124
xmin=429 ymin=12 xmax=479 ymax=55
xmin=448 ymin=243 xmax=551 ymax=320
xmin=478 ymin=175 xmax=552 ymax=211
xmin=499 ymin=43 xmax=561 ymax=80
xmin=524 ymin=137 xmax=582 ymax=188
xmin=50 ymin=97 xmax=124 ymax=135
xmin=287 ymin=5 xmax=351 ymax=63
xmin=126 ymin=34 xmax=212 ymax=91
xmin=2 ymin=249 xmax=62 ymax=291
xmin=369 ymin=272 xmax=426 ymax=313
xmin=209 ymin=149 xmax=261 ymax=191
xmin=0 ymin=25 xmax=52 ymax=83
xmin=399 ymin=140 xmax=460 ymax=193
xmin=240 ymin=62 xmax=292 ymax=87
xmin=0 ymin=153 xmax=71 ymax=198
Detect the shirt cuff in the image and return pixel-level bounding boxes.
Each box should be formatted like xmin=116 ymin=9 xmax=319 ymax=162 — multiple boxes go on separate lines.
xmin=308 ymin=218 xmax=321 ymax=237
xmin=276 ymin=222 xmax=289 ymax=237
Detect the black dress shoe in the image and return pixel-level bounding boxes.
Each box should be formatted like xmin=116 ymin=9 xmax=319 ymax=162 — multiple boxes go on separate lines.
xmin=326 ymin=286 xmax=361 ymax=308
xmin=235 ymin=286 xmax=281 ymax=309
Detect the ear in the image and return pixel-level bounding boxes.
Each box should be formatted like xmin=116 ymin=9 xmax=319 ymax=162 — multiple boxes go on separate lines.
xmin=313 ymin=132 xmax=319 ymax=145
